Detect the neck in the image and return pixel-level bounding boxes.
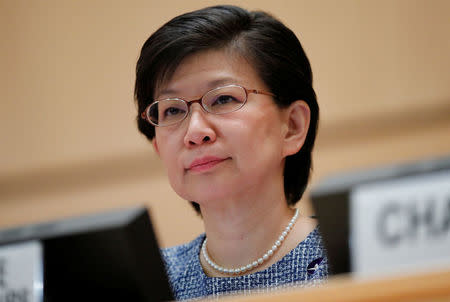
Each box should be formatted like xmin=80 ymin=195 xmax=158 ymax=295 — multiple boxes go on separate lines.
xmin=199 ymin=187 xmax=295 ymax=273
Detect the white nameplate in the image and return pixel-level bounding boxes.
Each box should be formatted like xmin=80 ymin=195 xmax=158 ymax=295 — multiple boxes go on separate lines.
xmin=0 ymin=241 xmax=43 ymax=302
xmin=350 ymin=170 xmax=450 ymax=277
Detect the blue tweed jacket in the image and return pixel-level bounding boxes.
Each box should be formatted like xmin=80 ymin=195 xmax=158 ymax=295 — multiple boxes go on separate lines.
xmin=161 ymin=227 xmax=328 ymax=300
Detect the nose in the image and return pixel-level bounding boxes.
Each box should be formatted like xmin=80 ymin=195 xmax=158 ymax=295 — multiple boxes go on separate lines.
xmin=183 ymin=104 xmax=217 ymax=147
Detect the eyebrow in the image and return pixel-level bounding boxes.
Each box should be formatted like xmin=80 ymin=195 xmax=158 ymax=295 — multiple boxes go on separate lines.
xmin=156 ymin=77 xmax=239 ymax=99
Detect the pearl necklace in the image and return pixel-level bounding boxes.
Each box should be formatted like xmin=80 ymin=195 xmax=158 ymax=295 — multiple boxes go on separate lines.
xmin=201 ymin=208 xmax=299 ymax=275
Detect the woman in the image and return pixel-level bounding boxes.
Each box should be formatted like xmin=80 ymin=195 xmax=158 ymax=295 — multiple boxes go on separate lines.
xmin=135 ymin=5 xmax=327 ymax=300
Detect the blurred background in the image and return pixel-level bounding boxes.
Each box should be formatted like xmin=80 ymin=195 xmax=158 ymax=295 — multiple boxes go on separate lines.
xmin=1 ymin=0 xmax=449 ymax=247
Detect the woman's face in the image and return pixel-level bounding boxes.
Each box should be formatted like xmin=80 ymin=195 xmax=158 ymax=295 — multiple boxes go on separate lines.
xmin=152 ymin=50 xmax=291 ymax=205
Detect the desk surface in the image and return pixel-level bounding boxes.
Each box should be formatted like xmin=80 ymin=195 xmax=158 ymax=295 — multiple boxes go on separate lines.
xmin=213 ymin=270 xmax=450 ymax=302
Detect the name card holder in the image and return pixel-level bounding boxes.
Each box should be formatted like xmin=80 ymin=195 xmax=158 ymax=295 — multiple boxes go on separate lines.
xmin=351 ymin=170 xmax=450 ymax=277
xmin=311 ymin=156 xmax=450 ymax=277
xmin=0 ymin=207 xmax=174 ymax=302
xmin=0 ymin=241 xmax=43 ymax=302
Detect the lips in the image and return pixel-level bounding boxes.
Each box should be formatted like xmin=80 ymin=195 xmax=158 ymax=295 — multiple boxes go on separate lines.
xmin=188 ymin=156 xmax=228 ymax=172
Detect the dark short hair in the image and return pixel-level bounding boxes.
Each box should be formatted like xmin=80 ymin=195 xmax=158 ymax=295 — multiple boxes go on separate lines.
xmin=135 ymin=5 xmax=319 ymax=213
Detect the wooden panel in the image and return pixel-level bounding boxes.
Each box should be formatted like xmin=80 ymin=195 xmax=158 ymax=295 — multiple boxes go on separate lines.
xmin=1 ymin=0 xmax=449 ymax=248
xmin=220 ymin=270 xmax=450 ymax=302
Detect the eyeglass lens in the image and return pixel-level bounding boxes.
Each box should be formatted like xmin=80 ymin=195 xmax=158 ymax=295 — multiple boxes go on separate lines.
xmin=148 ymin=85 xmax=247 ymax=126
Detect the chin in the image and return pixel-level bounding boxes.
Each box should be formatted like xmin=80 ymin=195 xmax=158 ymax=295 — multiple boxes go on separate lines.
xmin=175 ymin=185 xmax=233 ymax=204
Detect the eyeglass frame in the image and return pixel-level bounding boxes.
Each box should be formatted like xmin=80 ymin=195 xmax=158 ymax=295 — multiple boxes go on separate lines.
xmin=140 ymin=84 xmax=276 ymax=127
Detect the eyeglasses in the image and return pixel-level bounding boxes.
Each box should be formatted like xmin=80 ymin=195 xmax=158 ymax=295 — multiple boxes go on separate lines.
xmin=141 ymin=84 xmax=275 ymax=127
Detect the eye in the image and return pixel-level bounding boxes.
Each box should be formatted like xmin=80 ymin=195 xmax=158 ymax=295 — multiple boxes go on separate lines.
xmin=164 ymin=106 xmax=185 ymax=116
xmin=211 ymin=94 xmax=239 ymax=106
xmin=157 ymin=100 xmax=187 ymax=122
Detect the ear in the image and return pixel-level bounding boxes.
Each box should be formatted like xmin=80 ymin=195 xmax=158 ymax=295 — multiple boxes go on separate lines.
xmin=282 ymin=100 xmax=310 ymax=157
xmin=152 ymin=138 xmax=160 ymax=156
